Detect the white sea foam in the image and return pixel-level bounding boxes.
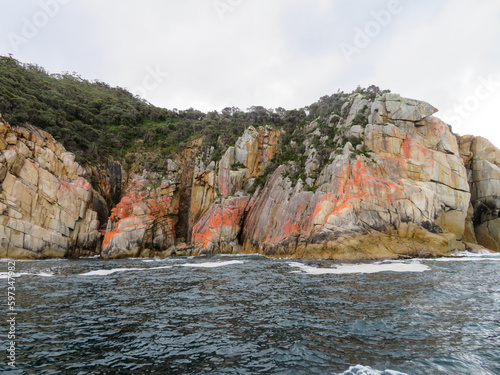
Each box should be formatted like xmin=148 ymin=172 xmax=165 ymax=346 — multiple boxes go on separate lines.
xmin=79 ymin=266 xmax=172 ymax=276
xmin=451 ymin=250 xmax=494 ymax=257
xmin=180 ymin=260 xmax=245 ymax=268
xmin=288 ymin=261 xmax=430 ymax=275
xmin=433 ymin=257 xmax=500 ymax=262
xmin=337 ymin=364 xmax=408 ymax=375
xmin=432 ymin=250 xmax=500 ymax=262
xmin=215 ymin=253 xmax=268 ymax=258
xmin=141 ymin=257 xmax=185 ymax=263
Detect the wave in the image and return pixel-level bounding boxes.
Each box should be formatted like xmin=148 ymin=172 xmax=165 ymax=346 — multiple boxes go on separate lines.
xmin=288 ymin=261 xmax=430 ymax=275
xmin=432 ymin=250 xmax=500 ymax=262
xmin=432 ymin=257 xmax=500 ymax=262
xmin=179 ymin=260 xmax=245 ymax=268
xmin=337 ymin=364 xmax=408 ymax=375
xmin=79 ymin=265 xmax=172 ymax=276
xmin=141 ymin=258 xmax=185 ymax=263
xmin=451 ymin=250 xmax=496 ymax=257
xmin=214 ymin=253 xmax=269 ymax=258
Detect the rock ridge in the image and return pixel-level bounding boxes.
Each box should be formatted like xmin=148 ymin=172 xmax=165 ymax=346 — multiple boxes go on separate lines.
xmin=1 ymin=91 xmax=499 ymax=259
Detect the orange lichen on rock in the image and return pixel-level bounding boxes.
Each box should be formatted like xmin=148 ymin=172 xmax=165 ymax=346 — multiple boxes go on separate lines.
xmin=101 ymin=176 xmax=179 ymax=258
xmin=310 ymin=158 xmax=405 ymax=233
xmin=191 ymin=196 xmax=250 ymax=252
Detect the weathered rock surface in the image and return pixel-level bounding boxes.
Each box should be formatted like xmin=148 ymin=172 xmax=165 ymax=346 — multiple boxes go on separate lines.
xmin=191 ymin=196 xmax=250 ymax=254
xmin=459 ymin=135 xmax=500 ymax=250
xmin=237 ymin=95 xmax=472 ymax=258
xmin=3 ymin=91 xmax=499 ymax=260
xmin=183 ymin=94 xmax=486 ymax=259
xmin=0 ymin=115 xmax=104 ymax=259
xmin=190 ymin=126 xmax=280 ymax=253
xmin=102 ymin=168 xmax=180 ymax=259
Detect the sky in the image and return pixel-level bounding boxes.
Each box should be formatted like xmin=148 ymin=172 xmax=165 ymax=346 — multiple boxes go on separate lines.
xmin=1 ymin=0 xmax=500 ymax=147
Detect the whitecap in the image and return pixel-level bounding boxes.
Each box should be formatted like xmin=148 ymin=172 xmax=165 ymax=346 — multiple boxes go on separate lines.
xmin=215 ymin=253 xmax=267 ymax=258
xmin=179 ymin=260 xmax=245 ymax=268
xmin=451 ymin=250 xmax=493 ymax=257
xmin=432 ymin=257 xmax=500 ymax=262
xmin=432 ymin=250 xmax=500 ymax=262
xmin=288 ymin=261 xmax=430 ymax=275
xmin=141 ymin=257 xmax=184 ymax=263
xmin=337 ymin=364 xmax=408 ymax=375
xmin=79 ymin=265 xmax=172 ymax=276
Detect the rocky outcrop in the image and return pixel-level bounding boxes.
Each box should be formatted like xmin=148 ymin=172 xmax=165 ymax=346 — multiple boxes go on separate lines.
xmin=101 ymin=126 xmax=280 ymax=258
xmin=191 ymin=196 xmax=250 ymax=254
xmin=237 ymin=94 xmax=472 ymax=259
xmin=0 ymin=115 xmax=103 ymax=259
xmin=190 ymin=126 xmax=280 ymax=253
xmin=3 ymin=91 xmax=499 ymax=260
xmin=184 ymin=93 xmax=500 ymax=259
xmin=184 ymin=94 xmax=477 ymax=258
xmin=459 ymin=135 xmax=500 ymax=250
xmin=101 ymin=166 xmax=180 ymax=259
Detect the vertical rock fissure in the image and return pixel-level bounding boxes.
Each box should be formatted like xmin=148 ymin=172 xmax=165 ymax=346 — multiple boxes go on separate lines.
xmin=177 ymin=141 xmax=201 ymax=243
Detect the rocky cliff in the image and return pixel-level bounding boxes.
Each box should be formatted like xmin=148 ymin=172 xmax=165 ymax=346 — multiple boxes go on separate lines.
xmin=1 ymin=91 xmax=499 ymax=260
xmin=188 ymin=93 xmax=498 ymax=259
xmin=0 ymin=115 xmax=105 ymax=259
xmin=239 ymin=94 xmax=470 ymax=259
xmin=459 ymin=135 xmax=500 ymax=250
xmin=101 ymin=161 xmax=180 ymax=259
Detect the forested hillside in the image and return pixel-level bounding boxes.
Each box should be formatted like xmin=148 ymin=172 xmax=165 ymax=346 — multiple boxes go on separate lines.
xmin=0 ymin=56 xmax=387 ymax=172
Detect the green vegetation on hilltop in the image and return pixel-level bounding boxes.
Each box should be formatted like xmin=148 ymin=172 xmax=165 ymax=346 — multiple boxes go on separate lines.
xmin=0 ymin=56 xmax=169 ymax=163
xmin=0 ymin=56 xmax=388 ymax=175
xmin=0 ymin=56 xmax=304 ymax=169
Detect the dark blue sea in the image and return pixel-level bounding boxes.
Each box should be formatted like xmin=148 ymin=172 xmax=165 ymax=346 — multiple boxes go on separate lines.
xmin=1 ymin=252 xmax=499 ymax=374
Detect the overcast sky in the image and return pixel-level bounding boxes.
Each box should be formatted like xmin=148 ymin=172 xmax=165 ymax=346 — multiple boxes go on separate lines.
xmin=1 ymin=0 xmax=500 ymax=146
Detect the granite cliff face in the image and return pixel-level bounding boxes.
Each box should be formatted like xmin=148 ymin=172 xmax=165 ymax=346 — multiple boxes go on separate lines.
xmin=191 ymin=126 xmax=280 ymax=254
xmin=1 ymin=92 xmax=499 ymax=259
xmin=0 ymin=115 xmax=105 ymax=259
xmin=238 ymin=94 xmax=470 ymax=259
xmin=459 ymin=136 xmax=500 ymax=250
xmin=189 ymin=93 xmax=497 ymax=258
xmin=101 ymin=162 xmax=180 ymax=259
xmin=101 ymin=125 xmax=280 ymax=259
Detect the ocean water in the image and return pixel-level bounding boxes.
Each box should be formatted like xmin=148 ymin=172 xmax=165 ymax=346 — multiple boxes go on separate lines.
xmin=1 ymin=252 xmax=499 ymax=374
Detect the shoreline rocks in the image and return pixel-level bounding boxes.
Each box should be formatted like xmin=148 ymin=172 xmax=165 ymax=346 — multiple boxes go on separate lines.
xmin=1 ymin=92 xmax=499 ymax=260
xmin=0 ymin=115 xmax=104 ymax=259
